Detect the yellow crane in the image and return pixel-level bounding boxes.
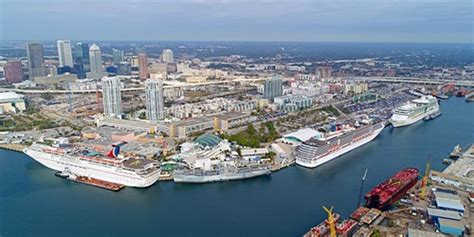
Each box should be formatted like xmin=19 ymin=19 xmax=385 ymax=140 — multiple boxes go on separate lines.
xmin=420 ymin=157 xmax=431 ymax=200
xmin=323 ymin=206 xmax=337 ymax=237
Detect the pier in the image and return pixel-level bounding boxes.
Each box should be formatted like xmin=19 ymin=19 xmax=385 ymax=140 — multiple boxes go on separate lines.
xmin=0 ymin=143 xmax=26 ymax=153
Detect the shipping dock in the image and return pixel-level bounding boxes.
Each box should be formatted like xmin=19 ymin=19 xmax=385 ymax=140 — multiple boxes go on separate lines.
xmin=303 ymin=146 xmax=473 ymax=236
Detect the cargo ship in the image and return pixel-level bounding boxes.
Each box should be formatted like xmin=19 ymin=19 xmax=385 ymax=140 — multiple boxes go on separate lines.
xmin=365 ymin=168 xmax=419 ymax=210
xmin=295 ymin=121 xmax=384 ymax=168
xmin=23 ymin=141 xmax=161 ymax=188
xmin=173 ymin=158 xmax=271 ymax=183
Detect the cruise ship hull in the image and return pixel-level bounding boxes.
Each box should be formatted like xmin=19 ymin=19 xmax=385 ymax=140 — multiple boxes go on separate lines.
xmin=390 ymin=106 xmax=439 ymax=127
xmin=296 ymin=125 xmax=384 ymax=168
xmin=24 ymin=148 xmax=160 ymax=188
xmin=173 ymin=169 xmax=270 ymax=183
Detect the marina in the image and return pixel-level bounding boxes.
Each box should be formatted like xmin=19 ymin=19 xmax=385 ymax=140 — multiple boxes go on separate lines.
xmin=0 ymin=99 xmax=472 ymax=236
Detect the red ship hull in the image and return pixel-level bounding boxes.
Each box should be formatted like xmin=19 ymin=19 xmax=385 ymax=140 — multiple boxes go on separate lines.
xmin=365 ymin=168 xmax=419 ymax=210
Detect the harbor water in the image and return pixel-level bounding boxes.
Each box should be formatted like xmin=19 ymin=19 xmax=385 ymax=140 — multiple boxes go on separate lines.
xmin=0 ymin=98 xmax=473 ymax=237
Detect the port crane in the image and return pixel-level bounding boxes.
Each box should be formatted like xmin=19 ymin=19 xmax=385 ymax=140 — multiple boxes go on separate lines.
xmin=420 ymin=156 xmax=431 ymax=200
xmin=322 ymin=206 xmax=336 ymax=237
xmin=357 ymin=168 xmax=368 ymax=207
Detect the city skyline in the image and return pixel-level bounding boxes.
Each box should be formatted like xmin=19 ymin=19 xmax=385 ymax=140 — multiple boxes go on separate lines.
xmin=1 ymin=0 xmax=471 ymax=43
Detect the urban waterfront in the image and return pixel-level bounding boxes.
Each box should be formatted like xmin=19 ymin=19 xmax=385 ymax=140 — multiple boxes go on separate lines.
xmin=0 ymin=97 xmax=472 ymax=237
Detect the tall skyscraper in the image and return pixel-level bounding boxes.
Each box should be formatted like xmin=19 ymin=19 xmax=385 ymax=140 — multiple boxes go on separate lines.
xmin=264 ymin=75 xmax=283 ymax=102
xmin=138 ymin=53 xmax=149 ymax=79
xmin=112 ymin=48 xmax=124 ymax=65
xmin=162 ymin=49 xmax=174 ymax=63
xmin=101 ymin=77 xmax=122 ymax=118
xmin=145 ymin=79 xmax=165 ymax=121
xmin=88 ymin=43 xmax=106 ymax=79
xmin=57 ymin=40 xmax=74 ymax=67
xmin=74 ymin=42 xmax=90 ymax=79
xmin=26 ymin=42 xmax=46 ymax=78
xmin=117 ymin=62 xmax=131 ymax=76
xmin=4 ymin=61 xmax=23 ymax=83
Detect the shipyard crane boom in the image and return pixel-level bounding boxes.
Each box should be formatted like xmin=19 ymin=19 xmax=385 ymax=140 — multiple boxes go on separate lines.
xmin=323 ymin=206 xmax=336 ymax=237
xmin=357 ymin=168 xmax=368 ymax=207
xmin=420 ymin=156 xmax=431 ymax=200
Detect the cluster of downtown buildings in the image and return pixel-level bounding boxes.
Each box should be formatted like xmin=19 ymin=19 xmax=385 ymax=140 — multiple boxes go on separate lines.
xmin=2 ymin=40 xmax=175 ymax=83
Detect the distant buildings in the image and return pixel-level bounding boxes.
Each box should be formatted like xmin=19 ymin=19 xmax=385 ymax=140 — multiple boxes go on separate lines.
xmin=145 ymin=79 xmax=165 ymax=121
xmin=264 ymin=75 xmax=283 ymax=102
xmin=117 ymin=62 xmax=131 ymax=76
xmin=343 ymin=81 xmax=369 ymax=95
xmin=88 ymin=43 xmax=106 ymax=79
xmin=74 ymin=42 xmax=90 ymax=79
xmin=162 ymin=49 xmax=174 ymax=63
xmin=317 ymin=66 xmax=332 ymax=79
xmin=0 ymin=92 xmax=26 ymax=114
xmin=101 ymin=77 xmax=122 ymax=118
xmin=274 ymin=95 xmax=313 ymax=113
xmin=112 ymin=48 xmax=124 ymax=65
xmin=26 ymin=42 xmax=47 ymax=78
xmin=57 ymin=40 xmax=74 ymax=67
xmin=138 ymin=53 xmax=149 ymax=79
xmin=3 ymin=61 xmax=23 ymax=83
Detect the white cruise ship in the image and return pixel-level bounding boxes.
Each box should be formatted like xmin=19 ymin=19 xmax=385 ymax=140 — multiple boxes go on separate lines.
xmin=23 ymin=142 xmax=161 ymax=188
xmin=296 ymin=121 xmax=384 ymax=168
xmin=389 ymin=96 xmax=439 ymax=127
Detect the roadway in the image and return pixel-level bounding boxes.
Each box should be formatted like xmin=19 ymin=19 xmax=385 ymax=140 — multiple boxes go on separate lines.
xmin=2 ymin=76 xmax=471 ymax=95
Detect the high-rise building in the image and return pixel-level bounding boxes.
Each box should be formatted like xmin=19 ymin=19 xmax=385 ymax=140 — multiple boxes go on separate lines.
xmin=88 ymin=43 xmax=106 ymax=79
xmin=57 ymin=40 xmax=74 ymax=67
xmin=101 ymin=77 xmax=122 ymax=118
xmin=4 ymin=61 xmax=23 ymax=83
xmin=317 ymin=66 xmax=332 ymax=79
xmin=112 ymin=48 xmax=124 ymax=65
xmin=145 ymin=79 xmax=165 ymax=121
xmin=74 ymin=42 xmax=90 ymax=79
xmin=138 ymin=53 xmax=149 ymax=79
xmin=26 ymin=42 xmax=47 ymax=78
xmin=264 ymin=75 xmax=283 ymax=102
xmin=162 ymin=49 xmax=174 ymax=63
xmin=117 ymin=62 xmax=131 ymax=76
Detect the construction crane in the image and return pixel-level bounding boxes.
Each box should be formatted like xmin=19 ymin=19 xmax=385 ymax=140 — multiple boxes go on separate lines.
xmin=357 ymin=168 xmax=368 ymax=207
xmin=323 ymin=206 xmax=336 ymax=237
xmin=66 ymin=82 xmax=72 ymax=113
xmin=420 ymin=156 xmax=431 ymax=200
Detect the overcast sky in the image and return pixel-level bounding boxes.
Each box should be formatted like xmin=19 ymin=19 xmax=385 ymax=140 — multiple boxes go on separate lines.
xmin=0 ymin=0 xmax=472 ymax=42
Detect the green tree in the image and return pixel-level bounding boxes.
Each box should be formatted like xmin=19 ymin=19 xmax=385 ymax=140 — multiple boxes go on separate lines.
xmin=247 ymin=123 xmax=257 ymax=136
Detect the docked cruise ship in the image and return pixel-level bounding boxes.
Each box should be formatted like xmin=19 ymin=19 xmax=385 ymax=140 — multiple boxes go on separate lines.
xmin=389 ymin=96 xmax=439 ymax=127
xmin=296 ymin=121 xmax=384 ymax=168
xmin=173 ymin=159 xmax=271 ymax=183
xmin=23 ymin=142 xmax=161 ymax=188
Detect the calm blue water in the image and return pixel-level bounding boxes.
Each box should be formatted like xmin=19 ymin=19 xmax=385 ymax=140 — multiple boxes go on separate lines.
xmin=1 ymin=98 xmax=473 ymax=237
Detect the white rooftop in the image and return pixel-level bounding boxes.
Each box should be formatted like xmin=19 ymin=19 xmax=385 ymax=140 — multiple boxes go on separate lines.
xmin=283 ymin=128 xmax=321 ymax=142
xmin=0 ymin=92 xmax=24 ymax=102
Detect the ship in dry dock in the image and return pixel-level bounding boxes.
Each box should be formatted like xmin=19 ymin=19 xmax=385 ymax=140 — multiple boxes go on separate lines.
xmin=365 ymin=167 xmax=419 ymax=210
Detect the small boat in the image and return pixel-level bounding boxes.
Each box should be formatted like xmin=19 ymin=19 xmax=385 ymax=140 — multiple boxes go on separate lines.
xmin=423 ymin=110 xmax=442 ymax=121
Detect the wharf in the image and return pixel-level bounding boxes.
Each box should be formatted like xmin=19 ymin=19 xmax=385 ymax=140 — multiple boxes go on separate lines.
xmin=0 ymin=143 xmax=26 ymax=153
xmin=271 ymin=159 xmax=295 ymax=172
